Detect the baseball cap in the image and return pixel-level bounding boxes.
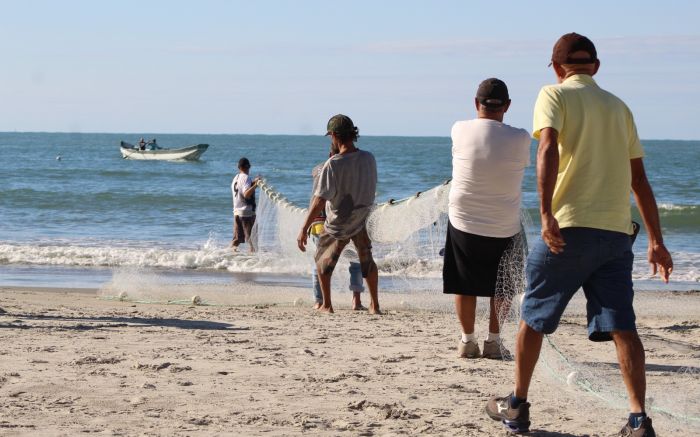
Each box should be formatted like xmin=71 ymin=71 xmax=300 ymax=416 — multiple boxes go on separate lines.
xmin=550 ymin=32 xmax=597 ymax=66
xmin=325 ymin=114 xmax=356 ymax=136
xmin=476 ymin=78 xmax=510 ymax=109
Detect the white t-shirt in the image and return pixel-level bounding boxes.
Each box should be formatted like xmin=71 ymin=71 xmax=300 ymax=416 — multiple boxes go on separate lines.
xmin=448 ymin=118 xmax=531 ymax=238
xmin=231 ymin=173 xmax=255 ymax=217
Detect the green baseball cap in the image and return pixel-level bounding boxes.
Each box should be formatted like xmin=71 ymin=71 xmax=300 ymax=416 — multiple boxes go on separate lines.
xmin=325 ymin=114 xmax=356 ymax=136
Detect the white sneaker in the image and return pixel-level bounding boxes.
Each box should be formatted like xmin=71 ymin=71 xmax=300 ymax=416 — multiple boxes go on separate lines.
xmin=457 ymin=340 xmax=480 ymax=358
xmin=482 ymin=340 xmax=512 ymax=360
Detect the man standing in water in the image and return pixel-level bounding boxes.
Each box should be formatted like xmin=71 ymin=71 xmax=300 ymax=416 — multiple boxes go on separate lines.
xmin=297 ymin=114 xmax=380 ymax=314
xmin=443 ymin=78 xmax=531 ymax=360
xmin=485 ymin=33 xmax=673 ymax=436
xmin=231 ymin=157 xmax=260 ymax=253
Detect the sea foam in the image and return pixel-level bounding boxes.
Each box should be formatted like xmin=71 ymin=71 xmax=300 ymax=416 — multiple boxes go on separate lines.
xmin=1 ymin=242 xmax=698 ymax=284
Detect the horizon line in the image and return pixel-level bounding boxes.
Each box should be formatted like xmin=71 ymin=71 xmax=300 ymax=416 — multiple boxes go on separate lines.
xmin=0 ymin=130 xmax=697 ymax=142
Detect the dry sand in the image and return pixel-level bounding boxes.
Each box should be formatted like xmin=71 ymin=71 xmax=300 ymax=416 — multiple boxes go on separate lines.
xmin=0 ymin=285 xmax=698 ymax=436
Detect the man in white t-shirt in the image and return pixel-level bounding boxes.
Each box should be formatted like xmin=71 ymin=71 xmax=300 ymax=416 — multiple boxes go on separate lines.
xmin=443 ymin=78 xmax=531 ymax=360
xmin=231 ymin=157 xmax=260 ymax=252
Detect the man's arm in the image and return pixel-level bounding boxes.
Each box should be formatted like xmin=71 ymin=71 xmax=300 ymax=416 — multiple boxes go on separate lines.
xmin=630 ymin=158 xmax=673 ymax=282
xmin=537 ymin=127 xmax=565 ymax=253
xmin=243 ymin=177 xmax=259 ymax=199
xmin=297 ymin=196 xmax=326 ymax=252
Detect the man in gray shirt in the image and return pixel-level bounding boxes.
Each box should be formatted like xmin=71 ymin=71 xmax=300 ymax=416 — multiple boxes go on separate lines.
xmin=297 ymin=114 xmax=380 ymax=314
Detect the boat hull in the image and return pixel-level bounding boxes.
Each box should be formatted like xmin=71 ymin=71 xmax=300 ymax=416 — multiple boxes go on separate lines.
xmin=120 ymin=143 xmax=209 ymax=161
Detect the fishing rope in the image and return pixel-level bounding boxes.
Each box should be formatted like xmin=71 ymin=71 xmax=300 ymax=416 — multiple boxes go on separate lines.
xmin=99 ymin=295 xmax=223 ymax=306
xmin=543 ymin=335 xmax=700 ymax=423
xmin=98 ymin=295 xmax=296 ymax=309
xmin=257 ymin=177 xmax=452 ymax=214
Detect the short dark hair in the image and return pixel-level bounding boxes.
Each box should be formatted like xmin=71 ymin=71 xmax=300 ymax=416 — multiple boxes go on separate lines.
xmin=238 ymin=157 xmax=251 ymax=169
xmin=335 ymin=126 xmax=359 ymax=143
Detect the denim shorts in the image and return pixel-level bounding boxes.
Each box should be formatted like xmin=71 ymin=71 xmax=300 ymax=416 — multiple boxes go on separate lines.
xmin=521 ymin=227 xmax=635 ymax=342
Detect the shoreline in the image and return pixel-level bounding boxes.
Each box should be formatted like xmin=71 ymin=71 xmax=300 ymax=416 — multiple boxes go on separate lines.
xmin=2 ymin=284 xmax=699 ymax=296
xmin=1 ymin=263 xmax=697 ymax=293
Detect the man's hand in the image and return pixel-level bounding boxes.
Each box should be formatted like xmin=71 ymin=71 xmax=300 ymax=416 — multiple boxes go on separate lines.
xmin=297 ymin=228 xmax=308 ymax=252
xmin=630 ymin=158 xmax=673 ymax=283
xmin=541 ymin=213 xmax=565 ymax=254
xmin=648 ymin=242 xmax=673 ymax=283
xmin=298 ymin=196 xmax=325 ymax=252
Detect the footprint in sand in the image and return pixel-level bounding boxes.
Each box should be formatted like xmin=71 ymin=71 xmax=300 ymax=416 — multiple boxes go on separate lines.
xmin=169 ymin=365 xmax=192 ymax=373
xmin=129 ymin=396 xmax=147 ymax=405
xmin=348 ymin=400 xmax=420 ymax=420
xmin=382 ymin=355 xmax=415 ymax=363
xmin=133 ymin=362 xmax=171 ymax=371
xmin=188 ymin=417 xmax=212 ymax=426
xmin=74 ymin=356 xmax=123 ymax=365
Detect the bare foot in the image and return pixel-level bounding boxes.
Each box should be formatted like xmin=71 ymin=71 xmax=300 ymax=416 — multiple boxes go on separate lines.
xmin=317 ymin=305 xmax=334 ymax=314
xmin=313 ymin=302 xmax=322 ymax=310
xmin=368 ymin=304 xmax=382 ymax=315
xmin=352 ymin=292 xmax=366 ymax=310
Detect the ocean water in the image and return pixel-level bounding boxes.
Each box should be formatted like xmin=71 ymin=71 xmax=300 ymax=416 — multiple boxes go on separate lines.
xmin=0 ymin=132 xmax=697 ymax=289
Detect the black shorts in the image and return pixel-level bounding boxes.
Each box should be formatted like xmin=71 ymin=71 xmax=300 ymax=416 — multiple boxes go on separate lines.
xmin=232 ymin=215 xmax=255 ymax=246
xmin=443 ymin=221 xmax=521 ymax=297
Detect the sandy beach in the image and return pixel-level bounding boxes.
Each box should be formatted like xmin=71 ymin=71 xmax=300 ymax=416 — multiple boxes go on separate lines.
xmin=0 ymin=285 xmax=698 ymax=436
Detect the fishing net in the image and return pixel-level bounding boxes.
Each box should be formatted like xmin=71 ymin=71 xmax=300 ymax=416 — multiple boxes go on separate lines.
xmin=253 ymin=178 xmax=528 ymax=346
xmin=251 ymin=178 xmax=700 ymax=431
xmin=99 ymin=176 xmax=698 ymax=431
xmin=532 ymin=289 xmax=700 ymax=431
xmin=254 ymin=178 xmax=452 ymax=301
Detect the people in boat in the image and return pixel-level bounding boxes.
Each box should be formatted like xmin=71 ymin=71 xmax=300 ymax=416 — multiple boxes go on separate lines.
xmin=147 ymin=138 xmax=159 ymax=150
xmin=138 ymin=138 xmax=146 ymax=150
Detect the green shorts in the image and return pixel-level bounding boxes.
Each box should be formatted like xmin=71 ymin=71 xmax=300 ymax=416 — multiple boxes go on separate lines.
xmin=314 ymin=226 xmax=377 ymax=278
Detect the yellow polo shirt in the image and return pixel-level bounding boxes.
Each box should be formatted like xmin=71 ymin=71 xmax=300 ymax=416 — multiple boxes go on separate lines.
xmin=533 ymin=74 xmax=644 ymax=235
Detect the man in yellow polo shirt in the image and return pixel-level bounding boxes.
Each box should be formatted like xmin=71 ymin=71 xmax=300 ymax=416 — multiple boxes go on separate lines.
xmin=485 ymin=33 xmax=673 ymax=436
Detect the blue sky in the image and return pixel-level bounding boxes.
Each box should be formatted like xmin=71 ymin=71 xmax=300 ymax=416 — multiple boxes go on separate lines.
xmin=1 ymin=1 xmax=699 ymax=138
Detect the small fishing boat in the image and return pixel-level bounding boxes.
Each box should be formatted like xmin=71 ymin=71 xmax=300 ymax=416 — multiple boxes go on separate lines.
xmin=120 ymin=141 xmax=209 ymax=161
